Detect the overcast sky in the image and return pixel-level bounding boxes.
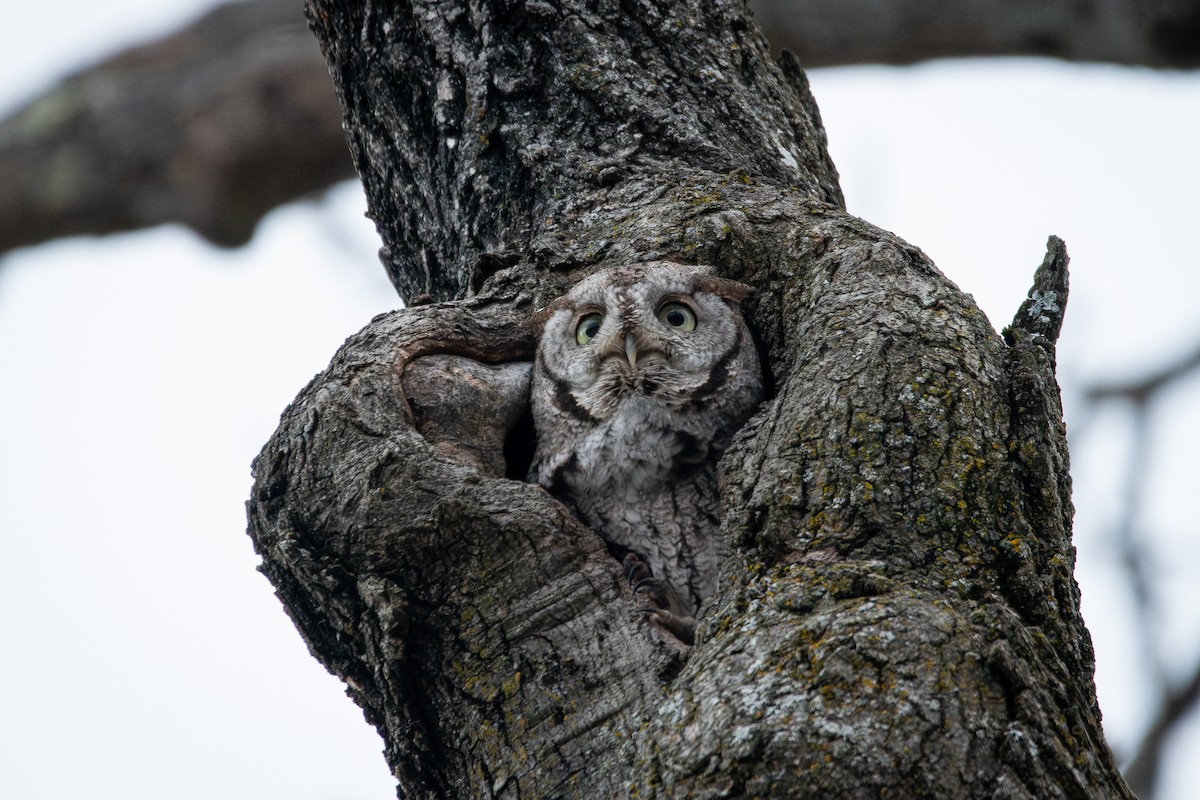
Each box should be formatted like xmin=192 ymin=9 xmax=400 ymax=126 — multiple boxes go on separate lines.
xmin=2 ymin=3 xmax=1198 ymax=799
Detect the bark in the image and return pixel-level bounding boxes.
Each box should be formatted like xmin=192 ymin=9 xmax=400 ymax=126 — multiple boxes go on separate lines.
xmin=246 ymin=1 xmax=1135 ymax=798
xmin=3 ymin=0 xmax=1199 ymax=257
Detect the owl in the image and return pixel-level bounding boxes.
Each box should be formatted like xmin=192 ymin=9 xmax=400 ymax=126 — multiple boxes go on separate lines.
xmin=530 ymin=262 xmax=764 ymax=643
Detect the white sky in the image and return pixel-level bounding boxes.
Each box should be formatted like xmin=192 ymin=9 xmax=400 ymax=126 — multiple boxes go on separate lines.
xmin=2 ymin=3 xmax=1198 ymax=799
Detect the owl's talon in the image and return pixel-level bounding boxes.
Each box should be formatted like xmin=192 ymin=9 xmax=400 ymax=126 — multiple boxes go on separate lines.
xmin=622 ymin=555 xmax=696 ymax=644
xmin=623 ymin=552 xmax=652 ymax=586
xmin=642 ymin=606 xmax=696 ymax=645
xmin=630 ymin=577 xmax=655 ymax=593
xmin=633 ymin=577 xmax=672 ymax=608
xmin=624 ymin=553 xmax=669 ymax=603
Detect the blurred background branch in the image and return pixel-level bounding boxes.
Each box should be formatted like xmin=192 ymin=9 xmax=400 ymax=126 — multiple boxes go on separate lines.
xmin=1080 ymin=340 xmax=1200 ymax=799
xmin=0 ymin=0 xmax=349 ymax=254
xmin=2 ymin=0 xmax=1199 ymax=258
xmin=754 ymin=0 xmax=1200 ymax=68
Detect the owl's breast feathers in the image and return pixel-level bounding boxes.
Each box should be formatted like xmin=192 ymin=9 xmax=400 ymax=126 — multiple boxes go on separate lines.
xmin=533 ymin=397 xmax=704 ymax=491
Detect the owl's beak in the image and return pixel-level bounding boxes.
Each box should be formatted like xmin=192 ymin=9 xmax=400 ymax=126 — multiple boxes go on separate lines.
xmin=624 ymin=333 xmax=638 ymax=369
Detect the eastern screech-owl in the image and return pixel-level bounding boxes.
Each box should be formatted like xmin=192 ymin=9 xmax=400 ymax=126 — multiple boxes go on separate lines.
xmin=530 ymin=262 xmax=764 ymax=643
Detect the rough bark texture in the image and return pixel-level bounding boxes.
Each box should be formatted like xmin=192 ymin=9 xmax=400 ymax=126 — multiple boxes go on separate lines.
xmin=5 ymin=0 xmax=1199 ymax=258
xmin=247 ymin=1 xmax=1134 ymax=797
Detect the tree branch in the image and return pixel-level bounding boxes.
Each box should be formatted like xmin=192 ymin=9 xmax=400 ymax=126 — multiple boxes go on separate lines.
xmin=1072 ymin=309 xmax=1200 ymax=799
xmin=1084 ymin=339 xmax=1200 ymax=405
xmin=4 ymin=0 xmax=1198 ymax=258
xmin=0 ymin=0 xmax=352 ymax=254
xmin=750 ymin=0 xmax=1200 ymax=68
xmin=1124 ymin=658 xmax=1200 ymax=798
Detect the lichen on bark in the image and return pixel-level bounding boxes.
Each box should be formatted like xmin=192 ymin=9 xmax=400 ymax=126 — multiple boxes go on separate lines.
xmin=247 ymin=1 xmax=1133 ymax=797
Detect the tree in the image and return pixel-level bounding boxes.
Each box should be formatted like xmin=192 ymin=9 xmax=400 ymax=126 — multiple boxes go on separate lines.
xmin=245 ymin=1 xmax=1136 ymax=796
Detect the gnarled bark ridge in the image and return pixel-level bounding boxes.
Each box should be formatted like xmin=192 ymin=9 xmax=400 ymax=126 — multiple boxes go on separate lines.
xmin=247 ymin=2 xmax=1133 ymax=797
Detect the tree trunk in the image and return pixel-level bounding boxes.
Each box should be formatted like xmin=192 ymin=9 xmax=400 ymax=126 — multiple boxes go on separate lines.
xmin=246 ymin=1 xmax=1134 ymax=797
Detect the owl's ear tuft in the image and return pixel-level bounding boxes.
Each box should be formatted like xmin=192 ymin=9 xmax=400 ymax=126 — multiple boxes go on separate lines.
xmin=694 ymin=274 xmax=756 ymax=304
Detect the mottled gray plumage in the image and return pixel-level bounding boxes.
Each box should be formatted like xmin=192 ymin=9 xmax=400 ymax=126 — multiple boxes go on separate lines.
xmin=530 ymin=262 xmax=764 ymax=642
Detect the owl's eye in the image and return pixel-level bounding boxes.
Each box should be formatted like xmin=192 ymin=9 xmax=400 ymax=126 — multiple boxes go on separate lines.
xmin=657 ymin=302 xmax=697 ymax=332
xmin=575 ymin=313 xmax=604 ymax=345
